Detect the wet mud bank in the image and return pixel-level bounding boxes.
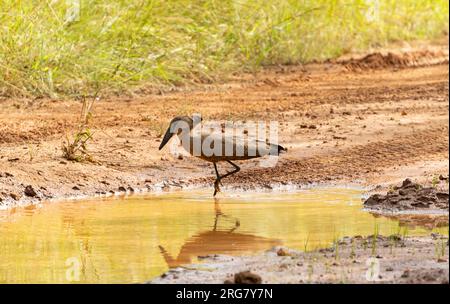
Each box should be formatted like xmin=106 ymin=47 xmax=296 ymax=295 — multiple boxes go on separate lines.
xmin=364 ymin=178 xmax=449 ymax=213
xmin=149 ymin=234 xmax=449 ymax=284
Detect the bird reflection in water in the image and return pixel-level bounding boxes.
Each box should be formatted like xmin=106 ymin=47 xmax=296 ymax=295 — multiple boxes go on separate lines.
xmin=159 ymin=198 xmax=281 ymax=268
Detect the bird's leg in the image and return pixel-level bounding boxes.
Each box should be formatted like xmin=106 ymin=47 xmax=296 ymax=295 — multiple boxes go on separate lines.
xmin=213 ymin=181 xmax=221 ymax=196
xmin=220 ymin=160 xmax=241 ymax=180
xmin=213 ymin=161 xmax=240 ymax=196
xmin=214 ymin=197 xmax=240 ymax=233
xmin=213 ymin=162 xmax=221 ymax=196
xmin=213 ymin=162 xmax=223 ymax=186
xmin=213 ymin=198 xmax=221 ymax=231
xmin=228 ymin=218 xmax=241 ymax=233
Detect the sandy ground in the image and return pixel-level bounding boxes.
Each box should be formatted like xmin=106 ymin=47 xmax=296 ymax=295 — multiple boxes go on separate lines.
xmin=0 ymin=38 xmax=448 ymax=284
xmin=1 ymin=39 xmax=448 ymax=208
xmin=149 ymin=234 xmax=449 ymax=284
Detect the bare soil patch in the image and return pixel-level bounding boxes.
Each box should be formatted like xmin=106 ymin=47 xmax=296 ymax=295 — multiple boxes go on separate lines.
xmin=0 ymin=39 xmax=449 ymax=208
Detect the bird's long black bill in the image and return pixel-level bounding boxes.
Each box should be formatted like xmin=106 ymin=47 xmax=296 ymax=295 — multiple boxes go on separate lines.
xmin=159 ymin=128 xmax=174 ymax=150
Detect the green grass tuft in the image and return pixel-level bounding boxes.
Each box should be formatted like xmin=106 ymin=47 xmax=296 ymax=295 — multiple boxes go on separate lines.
xmin=1 ymin=0 xmax=448 ymax=98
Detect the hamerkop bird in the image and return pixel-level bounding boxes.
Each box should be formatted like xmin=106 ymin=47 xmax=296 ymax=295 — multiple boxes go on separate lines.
xmin=158 ymin=116 xmax=286 ymax=195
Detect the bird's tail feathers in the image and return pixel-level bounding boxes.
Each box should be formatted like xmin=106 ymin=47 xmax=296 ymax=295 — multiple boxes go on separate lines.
xmin=277 ymin=144 xmax=287 ymax=154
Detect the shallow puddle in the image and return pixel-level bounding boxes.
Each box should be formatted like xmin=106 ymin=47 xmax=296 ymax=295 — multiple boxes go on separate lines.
xmin=0 ymin=188 xmax=447 ymax=283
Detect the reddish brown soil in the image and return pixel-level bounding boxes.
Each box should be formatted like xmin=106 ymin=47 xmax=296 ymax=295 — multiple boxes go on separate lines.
xmin=0 ymin=39 xmax=449 ymax=208
xmin=338 ymin=48 xmax=448 ymax=71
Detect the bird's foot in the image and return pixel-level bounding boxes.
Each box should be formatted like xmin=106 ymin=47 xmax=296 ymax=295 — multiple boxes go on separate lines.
xmin=213 ymin=180 xmax=221 ymax=196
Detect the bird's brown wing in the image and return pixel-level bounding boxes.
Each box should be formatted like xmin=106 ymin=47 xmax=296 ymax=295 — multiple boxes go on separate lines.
xmin=188 ymin=133 xmax=283 ymax=161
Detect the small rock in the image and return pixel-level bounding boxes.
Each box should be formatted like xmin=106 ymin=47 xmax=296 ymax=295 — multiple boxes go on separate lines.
xmin=401 ymin=270 xmax=410 ymax=278
xmin=118 ymin=186 xmax=127 ymax=192
xmin=402 ymin=178 xmax=413 ymax=188
xmin=430 ymin=233 xmax=440 ymax=240
xmin=72 ymin=186 xmax=80 ymax=191
xmin=277 ymin=248 xmax=288 ymax=256
xmin=24 ymin=185 xmax=37 ymax=197
xmin=386 ymin=267 xmax=394 ymax=272
xmin=233 ymin=271 xmax=262 ymax=284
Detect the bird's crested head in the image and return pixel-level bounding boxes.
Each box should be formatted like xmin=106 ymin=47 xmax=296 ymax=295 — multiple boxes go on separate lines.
xmin=158 ymin=115 xmax=202 ymax=150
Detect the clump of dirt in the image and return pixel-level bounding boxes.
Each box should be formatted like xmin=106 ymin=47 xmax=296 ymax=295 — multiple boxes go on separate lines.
xmin=364 ymin=178 xmax=449 ymax=212
xmin=24 ymin=185 xmax=37 ymax=197
xmin=224 ymin=271 xmax=262 ymax=284
xmin=341 ymin=50 xmax=449 ymax=71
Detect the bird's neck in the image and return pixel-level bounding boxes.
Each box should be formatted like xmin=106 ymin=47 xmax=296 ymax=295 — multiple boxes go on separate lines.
xmin=177 ymin=130 xmax=193 ymax=152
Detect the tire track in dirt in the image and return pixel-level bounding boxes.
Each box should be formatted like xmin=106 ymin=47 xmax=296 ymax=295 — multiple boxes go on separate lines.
xmin=0 ymin=75 xmax=447 ymax=144
xmin=1 ymin=41 xmax=449 ymax=143
xmin=223 ymin=126 xmax=449 ymax=188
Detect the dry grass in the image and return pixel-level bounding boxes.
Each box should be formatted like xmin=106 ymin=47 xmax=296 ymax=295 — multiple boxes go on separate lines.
xmin=61 ymin=95 xmax=97 ymax=162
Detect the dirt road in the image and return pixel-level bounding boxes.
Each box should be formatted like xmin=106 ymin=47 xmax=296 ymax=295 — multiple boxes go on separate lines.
xmin=0 ymin=39 xmax=448 ymax=208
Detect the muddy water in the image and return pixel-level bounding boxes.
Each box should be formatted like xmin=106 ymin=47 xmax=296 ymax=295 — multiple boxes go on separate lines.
xmin=0 ymin=188 xmax=447 ymax=283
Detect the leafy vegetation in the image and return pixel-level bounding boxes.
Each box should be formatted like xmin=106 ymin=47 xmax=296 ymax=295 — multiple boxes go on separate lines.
xmin=0 ymin=0 xmax=448 ymax=98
